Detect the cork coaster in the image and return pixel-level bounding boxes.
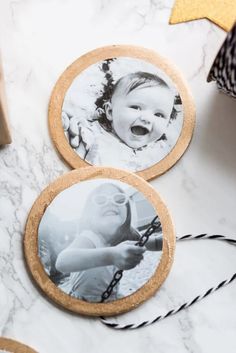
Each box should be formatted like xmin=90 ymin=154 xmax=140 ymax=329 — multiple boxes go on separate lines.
xmin=49 ymin=45 xmax=195 ymax=180
xmin=24 ymin=167 xmax=175 ymax=316
xmin=0 ymin=338 xmax=37 ymax=353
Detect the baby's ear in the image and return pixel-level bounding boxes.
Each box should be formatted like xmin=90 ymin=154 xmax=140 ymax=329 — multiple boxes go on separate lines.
xmin=104 ymin=102 xmax=113 ymax=121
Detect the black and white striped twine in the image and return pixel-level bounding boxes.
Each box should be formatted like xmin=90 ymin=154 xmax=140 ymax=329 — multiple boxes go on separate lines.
xmin=100 ymin=233 xmax=236 ymax=330
xmin=208 ymin=22 xmax=236 ymax=98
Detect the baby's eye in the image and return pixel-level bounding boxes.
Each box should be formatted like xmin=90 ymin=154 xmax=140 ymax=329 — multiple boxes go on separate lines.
xmin=130 ymin=105 xmax=141 ymax=110
xmin=155 ymin=112 xmax=166 ymax=118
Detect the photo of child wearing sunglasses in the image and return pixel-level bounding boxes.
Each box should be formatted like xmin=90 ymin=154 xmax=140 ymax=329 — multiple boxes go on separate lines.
xmin=38 ymin=179 xmax=163 ymax=302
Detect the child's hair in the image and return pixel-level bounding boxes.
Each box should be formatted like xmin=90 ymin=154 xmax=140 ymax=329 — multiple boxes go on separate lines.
xmin=94 ymin=60 xmax=180 ymax=138
xmin=113 ymin=71 xmax=171 ymax=97
xmin=80 ymin=182 xmax=140 ymax=244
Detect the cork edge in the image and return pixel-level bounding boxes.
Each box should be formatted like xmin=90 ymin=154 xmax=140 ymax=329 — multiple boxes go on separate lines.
xmin=24 ymin=167 xmax=176 ymax=317
xmin=48 ymin=45 xmax=195 ymax=181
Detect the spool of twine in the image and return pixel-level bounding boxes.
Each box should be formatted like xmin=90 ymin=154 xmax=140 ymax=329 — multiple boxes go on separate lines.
xmin=208 ymin=23 xmax=236 ymax=98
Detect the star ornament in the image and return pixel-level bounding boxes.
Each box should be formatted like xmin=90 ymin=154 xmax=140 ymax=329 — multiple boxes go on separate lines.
xmin=169 ymin=0 xmax=236 ymax=31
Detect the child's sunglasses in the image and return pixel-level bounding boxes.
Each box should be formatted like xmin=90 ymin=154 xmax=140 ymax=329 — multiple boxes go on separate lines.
xmin=92 ymin=193 xmax=129 ymax=206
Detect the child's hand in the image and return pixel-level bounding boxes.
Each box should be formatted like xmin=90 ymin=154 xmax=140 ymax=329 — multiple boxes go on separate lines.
xmin=145 ymin=234 xmax=163 ymax=251
xmin=62 ymin=112 xmax=96 ymax=154
xmin=62 ymin=111 xmax=70 ymax=131
xmin=112 ymin=241 xmax=146 ymax=270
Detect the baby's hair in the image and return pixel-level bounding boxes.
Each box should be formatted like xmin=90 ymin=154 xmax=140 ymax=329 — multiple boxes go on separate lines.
xmin=94 ymin=65 xmax=180 ymax=137
xmin=113 ymin=71 xmax=170 ymax=96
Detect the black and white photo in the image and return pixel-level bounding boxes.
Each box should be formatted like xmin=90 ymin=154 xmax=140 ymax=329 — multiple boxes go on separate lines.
xmin=38 ymin=178 xmax=163 ymax=303
xmin=62 ymin=56 xmax=184 ymax=172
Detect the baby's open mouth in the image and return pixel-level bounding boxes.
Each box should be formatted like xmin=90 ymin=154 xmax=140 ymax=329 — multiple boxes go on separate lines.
xmin=131 ymin=125 xmax=150 ymax=136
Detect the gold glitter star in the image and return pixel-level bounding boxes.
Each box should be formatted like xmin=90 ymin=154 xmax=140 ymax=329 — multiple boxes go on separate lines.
xmin=169 ymin=0 xmax=236 ymax=31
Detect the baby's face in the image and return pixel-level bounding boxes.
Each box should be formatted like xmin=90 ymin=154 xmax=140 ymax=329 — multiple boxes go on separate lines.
xmin=90 ymin=185 xmax=127 ymax=239
xmin=107 ymin=85 xmax=175 ymax=149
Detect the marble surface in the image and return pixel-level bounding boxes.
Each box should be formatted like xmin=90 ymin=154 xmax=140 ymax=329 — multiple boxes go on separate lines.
xmin=0 ymin=1 xmax=236 ymax=352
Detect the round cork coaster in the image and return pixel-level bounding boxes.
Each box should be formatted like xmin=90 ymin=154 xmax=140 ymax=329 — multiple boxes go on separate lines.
xmin=49 ymin=45 xmax=195 ymax=180
xmin=24 ymin=167 xmax=175 ymax=316
xmin=0 ymin=338 xmax=37 ymax=353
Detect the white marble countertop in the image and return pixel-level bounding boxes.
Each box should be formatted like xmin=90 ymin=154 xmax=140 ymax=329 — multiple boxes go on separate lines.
xmin=0 ymin=1 xmax=236 ymax=352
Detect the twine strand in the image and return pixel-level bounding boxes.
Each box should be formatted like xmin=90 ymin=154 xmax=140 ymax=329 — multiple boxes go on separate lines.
xmin=100 ymin=234 xmax=236 ymax=330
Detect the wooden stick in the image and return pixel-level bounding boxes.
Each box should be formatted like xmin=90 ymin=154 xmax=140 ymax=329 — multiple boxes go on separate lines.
xmin=0 ymin=55 xmax=11 ymax=145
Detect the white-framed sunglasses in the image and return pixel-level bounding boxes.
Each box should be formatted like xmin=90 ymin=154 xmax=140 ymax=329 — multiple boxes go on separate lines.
xmin=92 ymin=193 xmax=129 ymax=206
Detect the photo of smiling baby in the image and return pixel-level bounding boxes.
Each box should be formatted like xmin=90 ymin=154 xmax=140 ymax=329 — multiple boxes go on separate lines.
xmin=38 ymin=178 xmax=163 ymax=303
xmin=62 ymin=57 xmax=184 ymax=172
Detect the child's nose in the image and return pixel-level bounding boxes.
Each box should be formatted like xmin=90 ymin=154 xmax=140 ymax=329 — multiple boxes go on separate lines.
xmin=140 ymin=118 xmax=151 ymax=124
xmin=106 ymin=197 xmax=114 ymax=206
xmin=140 ymin=112 xmax=153 ymax=124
